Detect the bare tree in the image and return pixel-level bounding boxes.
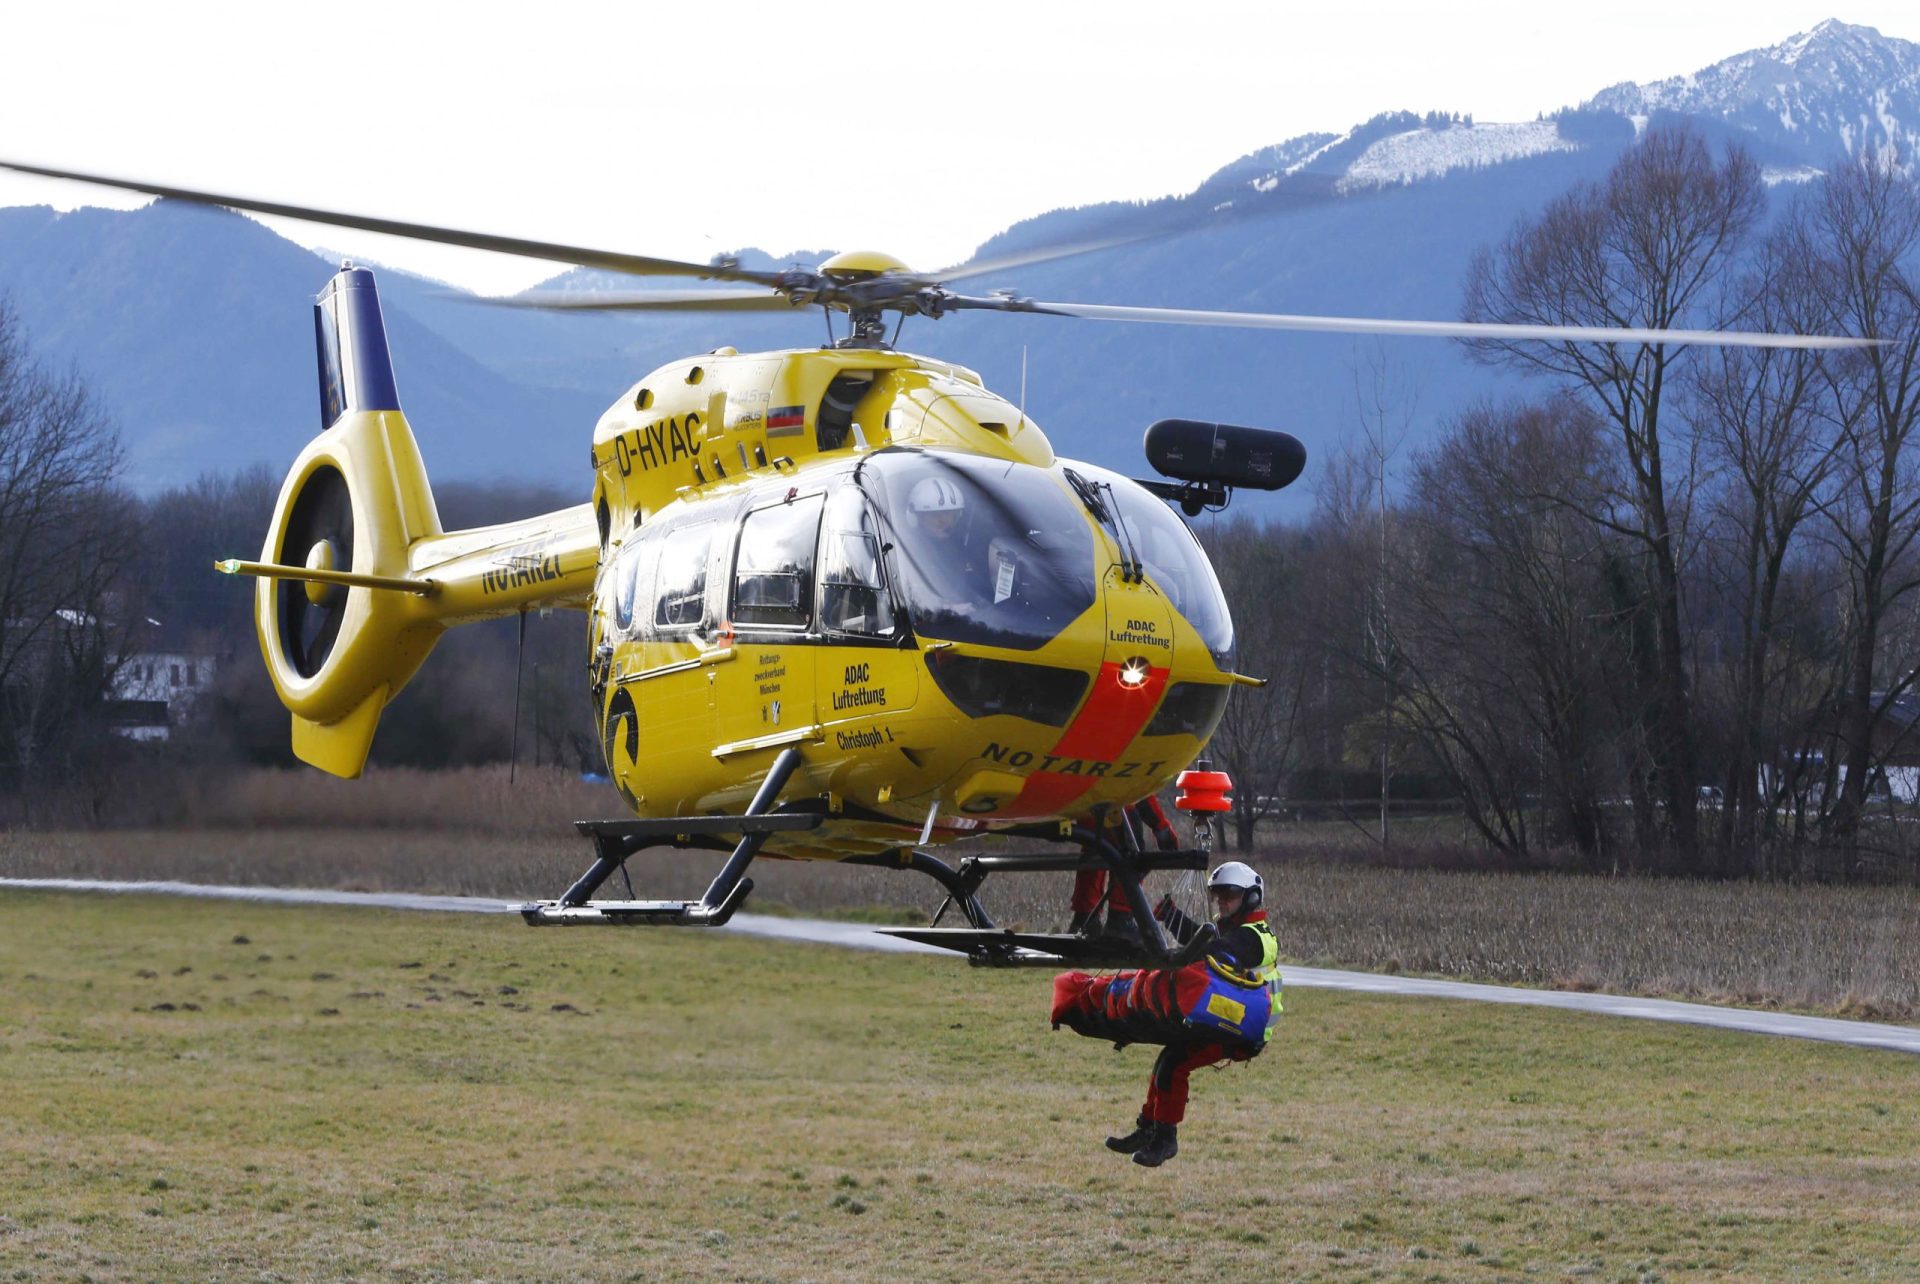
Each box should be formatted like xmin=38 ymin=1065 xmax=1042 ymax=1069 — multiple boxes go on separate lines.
xmin=1687 ymin=238 xmax=1839 ymax=868
xmin=1784 ymin=157 xmax=1920 ymax=848
xmin=1296 ymin=446 xmax=1409 ymax=833
xmin=1386 ymin=400 xmax=1631 ymax=866
xmin=1351 ymin=341 xmax=1417 ymax=845
xmin=0 ymin=298 xmax=134 ymax=809
xmin=135 ymin=467 xmax=279 ymax=635
xmin=1464 ymin=125 xmax=1764 ymax=872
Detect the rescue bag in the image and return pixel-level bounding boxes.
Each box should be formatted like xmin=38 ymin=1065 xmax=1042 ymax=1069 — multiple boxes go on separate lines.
xmin=1183 ymin=966 xmax=1274 ymax=1044
xmin=1052 ymin=961 xmax=1270 ymax=1050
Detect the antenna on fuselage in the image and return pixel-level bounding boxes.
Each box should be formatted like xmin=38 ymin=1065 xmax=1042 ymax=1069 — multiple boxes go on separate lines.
xmin=509 ymin=607 xmax=527 ymax=784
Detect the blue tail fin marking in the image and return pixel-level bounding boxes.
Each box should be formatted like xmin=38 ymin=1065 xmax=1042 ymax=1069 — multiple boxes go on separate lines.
xmin=314 ymin=266 xmax=401 ymax=430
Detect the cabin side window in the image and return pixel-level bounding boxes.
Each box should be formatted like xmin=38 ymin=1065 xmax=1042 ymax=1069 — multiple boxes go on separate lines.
xmin=818 ymin=486 xmax=895 ymax=638
xmin=611 ymin=536 xmax=660 ymax=638
xmin=652 ymin=520 xmax=715 ymax=634
xmin=610 ymin=542 xmax=635 ymax=635
xmin=732 ymin=495 xmax=824 ymax=629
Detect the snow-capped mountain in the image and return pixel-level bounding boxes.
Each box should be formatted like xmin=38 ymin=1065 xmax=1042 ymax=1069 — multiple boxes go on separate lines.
xmin=1587 ymin=19 xmax=1920 ymax=168
xmin=1192 ymin=111 xmax=1583 ymax=208
xmin=1334 ymin=119 xmax=1581 ymax=193
xmin=1204 ymin=19 xmax=1918 ymax=213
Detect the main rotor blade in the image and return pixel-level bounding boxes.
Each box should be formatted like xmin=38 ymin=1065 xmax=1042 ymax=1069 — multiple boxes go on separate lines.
xmin=0 ymin=158 xmax=782 ymax=286
xmin=955 ymin=297 xmax=1880 ymax=350
xmin=928 ymin=232 xmax=1151 ymax=285
xmin=472 ymin=288 xmax=798 ymax=313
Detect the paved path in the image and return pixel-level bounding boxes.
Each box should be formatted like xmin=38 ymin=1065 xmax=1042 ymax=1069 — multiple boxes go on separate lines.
xmin=6 ymin=876 xmax=1917 ymax=1055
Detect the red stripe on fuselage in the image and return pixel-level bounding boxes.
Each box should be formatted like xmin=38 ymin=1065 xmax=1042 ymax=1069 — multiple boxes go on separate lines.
xmin=1003 ymin=661 xmax=1170 ymax=817
xmin=1053 ymin=661 xmax=1170 ymax=760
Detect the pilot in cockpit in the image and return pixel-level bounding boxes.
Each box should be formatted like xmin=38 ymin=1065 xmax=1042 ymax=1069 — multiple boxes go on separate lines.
xmin=906 ymin=476 xmax=980 ymax=615
xmin=909 ymin=475 xmax=967 ymax=542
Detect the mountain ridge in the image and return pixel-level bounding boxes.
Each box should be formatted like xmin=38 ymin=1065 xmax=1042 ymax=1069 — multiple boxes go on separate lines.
xmin=1585 ymin=19 xmax=1919 ymax=166
xmin=0 ymin=19 xmax=1910 ymax=503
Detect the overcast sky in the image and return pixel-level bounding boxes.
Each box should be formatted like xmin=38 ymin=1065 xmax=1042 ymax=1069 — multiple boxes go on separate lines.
xmin=1 ymin=2 xmax=1912 ymax=293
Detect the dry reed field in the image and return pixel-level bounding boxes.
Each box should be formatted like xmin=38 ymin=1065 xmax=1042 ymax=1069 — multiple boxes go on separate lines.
xmin=1 ymin=891 xmax=1917 ymax=1282
xmin=1271 ymin=865 xmax=1920 ymax=1020
xmin=5 ymin=765 xmax=1920 ymax=1021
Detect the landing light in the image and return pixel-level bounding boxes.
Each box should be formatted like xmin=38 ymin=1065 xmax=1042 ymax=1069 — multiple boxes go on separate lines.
xmin=1118 ymin=656 xmax=1151 ymax=689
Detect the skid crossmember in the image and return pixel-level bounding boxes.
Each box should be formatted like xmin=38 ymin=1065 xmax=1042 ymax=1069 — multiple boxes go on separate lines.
xmin=879 ymin=813 xmax=1214 ymax=969
xmin=522 ymin=785 xmax=1214 ymax=969
xmin=520 ymin=747 xmax=810 ymax=927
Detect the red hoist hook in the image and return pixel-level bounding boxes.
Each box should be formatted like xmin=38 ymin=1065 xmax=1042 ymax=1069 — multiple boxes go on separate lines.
xmin=1174 ymin=767 xmax=1233 ymax=813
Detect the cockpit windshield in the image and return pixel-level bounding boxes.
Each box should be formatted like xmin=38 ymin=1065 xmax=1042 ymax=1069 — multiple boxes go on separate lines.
xmin=1067 ymin=462 xmax=1235 ymax=667
xmin=864 ymin=449 xmax=1096 ymax=650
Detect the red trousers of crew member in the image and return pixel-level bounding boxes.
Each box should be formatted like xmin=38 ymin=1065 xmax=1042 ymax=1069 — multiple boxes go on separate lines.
xmin=1069 ymin=869 xmax=1135 ymax=917
xmin=1145 ymin=1041 xmax=1252 ymax=1125
xmin=1070 ymin=797 xmax=1179 ymax=917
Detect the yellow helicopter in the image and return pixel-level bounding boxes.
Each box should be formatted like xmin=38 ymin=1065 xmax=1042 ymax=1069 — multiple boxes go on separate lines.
xmin=0 ymin=160 xmax=1874 ymax=968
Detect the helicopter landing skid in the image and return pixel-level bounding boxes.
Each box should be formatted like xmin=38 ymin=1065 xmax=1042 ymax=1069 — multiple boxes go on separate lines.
xmin=520 ymin=747 xmax=810 ymax=928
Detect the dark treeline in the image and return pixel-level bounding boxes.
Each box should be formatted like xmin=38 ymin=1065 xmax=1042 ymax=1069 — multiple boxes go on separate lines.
xmin=5 ymin=127 xmax=1918 ymax=880
xmin=134 ymin=471 xmax=597 ymax=775
xmin=0 ymin=415 xmax=596 ymax=822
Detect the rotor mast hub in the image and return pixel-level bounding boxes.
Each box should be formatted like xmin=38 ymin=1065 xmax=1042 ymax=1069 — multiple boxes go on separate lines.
xmin=838 ymin=306 xmax=893 ymax=350
xmin=817 ymin=249 xmax=912 ymax=281
xmin=814 ymin=251 xmax=917 ymax=350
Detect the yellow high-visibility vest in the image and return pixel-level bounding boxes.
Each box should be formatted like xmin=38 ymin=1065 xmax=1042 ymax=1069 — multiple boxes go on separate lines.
xmin=1206 ymin=920 xmax=1282 ymax=1015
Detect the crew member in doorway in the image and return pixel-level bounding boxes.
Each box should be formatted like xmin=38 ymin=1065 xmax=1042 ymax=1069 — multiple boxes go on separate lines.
xmin=1068 ymin=797 xmax=1182 ymax=940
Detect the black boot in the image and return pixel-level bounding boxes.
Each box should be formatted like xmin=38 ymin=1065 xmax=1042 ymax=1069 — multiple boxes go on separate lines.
xmin=1069 ymin=909 xmax=1101 ymax=937
xmin=1104 ymin=1115 xmax=1154 ymax=1154
xmin=1132 ymin=1122 xmax=1179 ymax=1167
xmin=1100 ymin=911 xmax=1142 ymax=945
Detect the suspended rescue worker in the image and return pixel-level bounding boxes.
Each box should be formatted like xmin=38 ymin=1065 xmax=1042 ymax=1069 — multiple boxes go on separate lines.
xmin=1050 ymin=861 xmax=1281 ymax=1168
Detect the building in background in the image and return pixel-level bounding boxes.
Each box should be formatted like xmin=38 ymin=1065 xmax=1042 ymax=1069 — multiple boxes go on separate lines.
xmin=108 ymin=621 xmax=220 ymax=742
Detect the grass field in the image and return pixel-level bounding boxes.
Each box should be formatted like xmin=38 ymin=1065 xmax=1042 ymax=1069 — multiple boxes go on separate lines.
xmin=2 ymin=891 xmax=1918 ymax=1282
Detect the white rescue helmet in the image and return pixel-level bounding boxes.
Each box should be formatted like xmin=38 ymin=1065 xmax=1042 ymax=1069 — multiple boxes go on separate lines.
xmin=908 ymin=476 xmax=965 ymax=517
xmin=1207 ymin=861 xmax=1264 ymax=915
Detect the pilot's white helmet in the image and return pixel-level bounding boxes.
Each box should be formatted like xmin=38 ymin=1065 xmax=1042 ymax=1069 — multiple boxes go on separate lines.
xmin=909 ymin=476 xmax=965 ymax=516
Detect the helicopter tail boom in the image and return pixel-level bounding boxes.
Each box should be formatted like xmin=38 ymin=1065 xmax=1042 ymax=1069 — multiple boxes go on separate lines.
xmin=249 ymin=265 xmax=596 ymax=779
